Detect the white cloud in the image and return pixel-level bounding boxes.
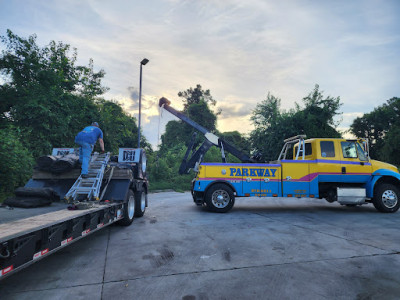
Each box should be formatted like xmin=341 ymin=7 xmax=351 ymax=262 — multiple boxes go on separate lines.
xmin=1 ymin=0 xmax=399 ymax=148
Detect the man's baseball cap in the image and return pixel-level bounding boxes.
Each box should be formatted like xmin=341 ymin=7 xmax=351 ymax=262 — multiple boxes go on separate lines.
xmin=92 ymin=122 xmax=99 ymax=127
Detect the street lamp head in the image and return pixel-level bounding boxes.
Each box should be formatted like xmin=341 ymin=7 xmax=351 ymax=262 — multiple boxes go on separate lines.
xmin=141 ymin=58 xmax=149 ymax=65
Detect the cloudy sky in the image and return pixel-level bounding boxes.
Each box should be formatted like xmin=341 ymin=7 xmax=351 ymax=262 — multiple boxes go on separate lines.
xmin=1 ymin=0 xmax=399 ymax=148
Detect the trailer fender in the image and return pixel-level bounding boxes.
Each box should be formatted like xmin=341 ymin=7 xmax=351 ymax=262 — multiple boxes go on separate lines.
xmin=102 ymin=179 xmax=131 ymax=201
xmin=130 ymin=180 xmax=147 ymax=192
xmin=366 ymin=169 xmax=400 ymax=198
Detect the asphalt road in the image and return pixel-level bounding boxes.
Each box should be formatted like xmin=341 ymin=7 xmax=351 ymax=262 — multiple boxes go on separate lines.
xmin=1 ymin=192 xmax=400 ymax=299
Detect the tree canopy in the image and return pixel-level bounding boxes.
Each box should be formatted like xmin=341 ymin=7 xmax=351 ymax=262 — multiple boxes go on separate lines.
xmin=0 ymin=30 xmax=149 ymax=199
xmin=350 ymin=97 xmax=400 ymax=164
xmin=159 ymin=84 xmax=218 ymax=153
xmin=250 ymin=85 xmax=342 ymax=161
xmin=0 ymin=29 xmax=109 ymax=157
xmin=178 ymin=84 xmax=217 ymax=113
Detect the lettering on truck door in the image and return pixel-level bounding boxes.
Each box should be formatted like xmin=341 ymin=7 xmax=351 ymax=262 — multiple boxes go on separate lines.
xmin=259 ymin=164 xmax=281 ymax=196
xmin=223 ymin=164 xmax=281 ymax=197
xmin=236 ymin=164 xmax=259 ymax=196
xmin=239 ymin=164 xmax=281 ymax=197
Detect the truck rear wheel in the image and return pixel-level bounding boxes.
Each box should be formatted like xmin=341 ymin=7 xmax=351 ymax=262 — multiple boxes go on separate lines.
xmin=134 ymin=190 xmax=146 ymax=217
xmin=118 ymin=189 xmax=135 ymax=226
xmin=373 ymin=183 xmax=400 ymax=213
xmin=205 ymin=184 xmax=234 ymax=213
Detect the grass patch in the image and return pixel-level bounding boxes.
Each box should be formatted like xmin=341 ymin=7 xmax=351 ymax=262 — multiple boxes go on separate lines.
xmin=148 ymin=179 xmax=191 ymax=192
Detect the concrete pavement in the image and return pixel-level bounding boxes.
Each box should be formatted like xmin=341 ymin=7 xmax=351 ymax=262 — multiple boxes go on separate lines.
xmin=1 ymin=192 xmax=400 ymax=299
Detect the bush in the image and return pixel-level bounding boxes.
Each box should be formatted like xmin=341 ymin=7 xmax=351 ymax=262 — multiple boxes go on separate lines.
xmin=0 ymin=127 xmax=34 ymax=201
xmin=147 ymin=146 xmax=193 ymax=192
xmin=146 ymin=143 xmax=242 ymax=192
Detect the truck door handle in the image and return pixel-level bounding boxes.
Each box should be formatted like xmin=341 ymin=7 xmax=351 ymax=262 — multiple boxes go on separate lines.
xmin=342 ymin=167 xmax=346 ymax=174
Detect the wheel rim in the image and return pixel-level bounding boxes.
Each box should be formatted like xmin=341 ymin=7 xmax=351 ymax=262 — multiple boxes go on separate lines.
xmin=141 ymin=193 xmax=146 ymax=212
xmin=128 ymin=195 xmax=135 ymax=219
xmin=211 ymin=190 xmax=230 ymax=208
xmin=382 ymin=190 xmax=398 ymax=209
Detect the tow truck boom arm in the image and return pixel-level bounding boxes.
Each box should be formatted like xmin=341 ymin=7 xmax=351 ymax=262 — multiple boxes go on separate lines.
xmin=159 ymin=97 xmax=253 ymax=174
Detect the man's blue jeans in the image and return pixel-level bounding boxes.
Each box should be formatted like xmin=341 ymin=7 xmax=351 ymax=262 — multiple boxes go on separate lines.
xmin=76 ymin=142 xmax=92 ymax=175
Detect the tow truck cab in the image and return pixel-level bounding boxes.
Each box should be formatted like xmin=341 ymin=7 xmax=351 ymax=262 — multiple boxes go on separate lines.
xmin=192 ymin=136 xmax=400 ymax=213
xmin=283 ymin=137 xmax=398 ymax=198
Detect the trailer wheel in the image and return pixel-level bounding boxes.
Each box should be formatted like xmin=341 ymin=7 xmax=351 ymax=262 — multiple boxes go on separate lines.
xmin=373 ymin=183 xmax=400 ymax=213
xmin=205 ymin=184 xmax=234 ymax=213
xmin=134 ymin=190 xmax=146 ymax=217
xmin=118 ymin=189 xmax=135 ymax=226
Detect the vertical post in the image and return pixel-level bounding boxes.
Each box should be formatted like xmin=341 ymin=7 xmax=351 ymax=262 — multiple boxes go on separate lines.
xmin=138 ymin=63 xmax=143 ymax=148
xmin=137 ymin=58 xmax=149 ymax=149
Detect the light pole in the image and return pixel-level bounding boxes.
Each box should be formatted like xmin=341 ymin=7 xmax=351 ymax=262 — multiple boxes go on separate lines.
xmin=138 ymin=58 xmax=149 ymax=148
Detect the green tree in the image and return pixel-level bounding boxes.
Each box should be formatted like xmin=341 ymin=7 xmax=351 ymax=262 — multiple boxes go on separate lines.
xmin=160 ymin=85 xmax=218 ymax=153
xmin=251 ymin=93 xmax=281 ymax=129
xmin=250 ymin=85 xmax=342 ymax=161
xmin=0 ymin=29 xmax=108 ymax=157
xmin=97 ymin=100 xmax=151 ymax=154
xmin=178 ymin=84 xmax=217 ymax=113
xmin=298 ymin=84 xmax=342 ymax=138
xmin=350 ymin=97 xmax=400 ymax=163
xmin=381 ymin=126 xmax=400 ymax=165
xmin=0 ymin=127 xmax=34 ymax=200
xmin=219 ymin=131 xmax=251 ymax=157
xmin=350 ymin=106 xmax=390 ymax=159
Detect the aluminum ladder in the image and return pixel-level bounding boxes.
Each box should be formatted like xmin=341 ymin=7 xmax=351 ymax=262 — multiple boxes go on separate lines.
xmin=65 ymin=152 xmax=111 ymax=202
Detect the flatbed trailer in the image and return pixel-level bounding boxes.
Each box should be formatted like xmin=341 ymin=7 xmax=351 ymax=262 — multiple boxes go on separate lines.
xmin=0 ymin=149 xmax=148 ymax=280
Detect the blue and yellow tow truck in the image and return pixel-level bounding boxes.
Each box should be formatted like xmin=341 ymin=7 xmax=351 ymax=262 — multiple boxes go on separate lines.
xmin=159 ymin=98 xmax=400 ymax=213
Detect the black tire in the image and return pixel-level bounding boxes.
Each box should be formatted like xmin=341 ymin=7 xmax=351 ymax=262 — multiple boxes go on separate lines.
xmin=325 ymin=189 xmax=337 ymax=203
xmin=134 ymin=190 xmax=147 ymax=217
xmin=205 ymin=184 xmax=235 ymax=213
xmin=372 ymin=183 xmax=400 ymax=213
xmin=117 ymin=189 xmax=135 ymax=226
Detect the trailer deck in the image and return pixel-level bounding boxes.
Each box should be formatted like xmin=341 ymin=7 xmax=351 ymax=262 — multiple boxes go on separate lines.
xmin=0 ymin=202 xmax=124 ymax=279
xmin=0 ymin=203 xmax=120 ymax=241
xmin=0 ymin=202 xmax=69 ymax=225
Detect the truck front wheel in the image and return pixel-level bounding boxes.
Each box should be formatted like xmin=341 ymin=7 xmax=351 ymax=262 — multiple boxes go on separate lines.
xmin=205 ymin=184 xmax=235 ymax=213
xmin=118 ymin=190 xmax=135 ymax=226
xmin=373 ymin=183 xmax=400 ymax=213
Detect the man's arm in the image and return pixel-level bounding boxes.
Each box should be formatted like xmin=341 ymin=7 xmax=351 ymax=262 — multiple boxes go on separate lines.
xmin=98 ymin=138 xmax=105 ymax=152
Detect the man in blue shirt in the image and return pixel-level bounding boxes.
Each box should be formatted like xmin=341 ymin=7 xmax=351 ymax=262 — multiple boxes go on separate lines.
xmin=74 ymin=122 xmax=105 ymax=178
